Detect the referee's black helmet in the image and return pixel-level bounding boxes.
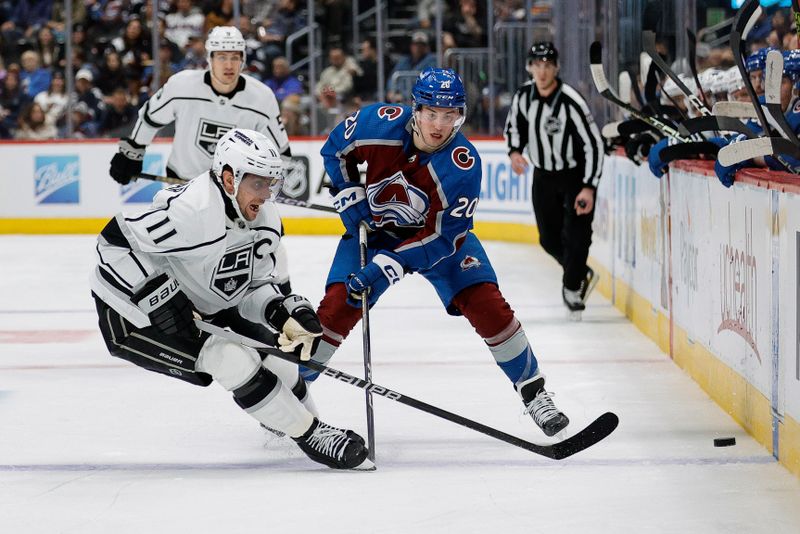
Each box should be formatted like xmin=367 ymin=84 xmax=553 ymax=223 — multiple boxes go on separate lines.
xmin=527 ymin=41 xmax=558 ymax=64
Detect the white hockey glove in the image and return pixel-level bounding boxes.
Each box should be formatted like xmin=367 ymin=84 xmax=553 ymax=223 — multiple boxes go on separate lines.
xmin=264 ymin=295 xmax=322 ymax=361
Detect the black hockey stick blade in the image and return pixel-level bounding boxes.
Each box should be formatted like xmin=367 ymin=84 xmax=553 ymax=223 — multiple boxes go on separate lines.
xmin=731 ymin=0 xmax=771 ymax=136
xmin=195 ymin=320 xmax=620 ymax=460
xmin=617 ymin=118 xmax=661 ymax=137
xmin=661 ymin=141 xmax=720 ymax=164
xmin=134 ymin=172 xmax=338 ymax=213
xmin=718 ymin=136 xmax=800 ymax=167
xmin=678 ymin=115 xmax=756 ymax=137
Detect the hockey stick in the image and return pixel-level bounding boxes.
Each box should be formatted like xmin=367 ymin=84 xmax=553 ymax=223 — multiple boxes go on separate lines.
xmin=718 ymin=136 xmax=800 ymax=166
xmin=731 ymin=0 xmax=771 ymax=135
xmin=134 ymin=172 xmax=338 ymax=213
xmin=194 ymin=320 xmax=620 ymax=460
xmin=678 ymin=115 xmax=756 ymax=137
xmin=617 ymin=118 xmax=662 ymax=137
xmin=687 ymin=29 xmax=712 ymax=111
xmin=358 ymin=222 xmax=376 ymax=465
xmin=590 ymin=41 xmax=690 ymax=142
xmin=764 ymin=50 xmax=800 ymax=145
xmin=642 ymin=30 xmax=712 ymax=117
xmin=712 ymin=101 xmax=758 ymax=118
xmin=660 ymin=141 xmax=720 ymax=164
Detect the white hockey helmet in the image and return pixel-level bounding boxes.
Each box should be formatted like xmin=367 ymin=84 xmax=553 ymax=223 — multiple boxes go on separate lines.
xmin=205 ymin=26 xmax=246 ymax=67
xmin=212 ymin=128 xmax=284 ymax=210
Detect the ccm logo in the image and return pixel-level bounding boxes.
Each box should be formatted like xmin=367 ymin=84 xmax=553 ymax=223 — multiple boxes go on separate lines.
xmin=322 ymin=367 xmax=402 ymax=400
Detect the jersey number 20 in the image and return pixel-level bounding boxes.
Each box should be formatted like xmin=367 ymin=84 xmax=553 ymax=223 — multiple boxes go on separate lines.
xmin=451 ymin=197 xmax=478 ymax=218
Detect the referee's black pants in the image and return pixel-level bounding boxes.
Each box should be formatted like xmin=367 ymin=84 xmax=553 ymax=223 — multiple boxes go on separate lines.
xmin=531 ymin=167 xmax=594 ymax=291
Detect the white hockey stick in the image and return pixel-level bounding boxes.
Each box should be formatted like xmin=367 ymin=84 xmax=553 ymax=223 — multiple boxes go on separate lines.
xmin=712 ymin=101 xmax=758 ymax=118
xmin=718 ymin=136 xmax=800 ymax=166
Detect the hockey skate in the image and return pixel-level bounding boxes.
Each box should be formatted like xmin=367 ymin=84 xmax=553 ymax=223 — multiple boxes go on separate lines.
xmin=516 ymin=374 xmax=570 ymax=437
xmin=294 ymin=418 xmax=371 ymax=470
xmin=562 ymin=286 xmax=585 ymax=321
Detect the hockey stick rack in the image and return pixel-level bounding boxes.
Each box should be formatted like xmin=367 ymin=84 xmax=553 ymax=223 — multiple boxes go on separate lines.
xmin=589 ymin=41 xmax=690 ymax=142
xmin=194 ymin=320 xmax=620 ymax=461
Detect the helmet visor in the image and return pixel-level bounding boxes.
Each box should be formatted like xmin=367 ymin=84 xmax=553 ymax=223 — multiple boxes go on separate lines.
xmin=239 ymin=173 xmax=283 ymax=201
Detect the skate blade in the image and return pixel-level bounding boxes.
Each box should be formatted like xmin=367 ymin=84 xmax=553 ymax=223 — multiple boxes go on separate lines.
xmin=352 ymin=457 xmax=376 ymax=471
xmin=568 ymin=310 xmax=583 ymax=322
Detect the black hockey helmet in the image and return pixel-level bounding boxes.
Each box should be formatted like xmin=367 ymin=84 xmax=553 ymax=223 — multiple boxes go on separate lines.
xmin=527 ymin=41 xmax=558 ymax=64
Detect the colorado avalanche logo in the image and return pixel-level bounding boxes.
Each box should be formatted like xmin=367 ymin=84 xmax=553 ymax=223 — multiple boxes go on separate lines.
xmin=451 ymin=146 xmax=475 ymax=170
xmin=377 ymin=106 xmax=404 ymax=121
xmin=366 ymin=171 xmax=429 ymax=227
xmin=460 ymin=255 xmax=482 ymax=271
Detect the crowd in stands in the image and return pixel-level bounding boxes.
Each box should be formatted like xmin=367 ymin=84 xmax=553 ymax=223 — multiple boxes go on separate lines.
xmin=0 ymin=0 xmax=536 ymax=139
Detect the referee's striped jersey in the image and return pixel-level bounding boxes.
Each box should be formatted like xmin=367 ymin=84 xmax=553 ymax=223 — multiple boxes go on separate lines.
xmin=504 ymin=79 xmax=603 ymax=188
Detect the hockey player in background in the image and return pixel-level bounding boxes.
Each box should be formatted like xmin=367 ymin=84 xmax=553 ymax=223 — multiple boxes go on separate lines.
xmin=92 ymin=128 xmax=371 ymax=470
xmin=301 ymin=68 xmax=570 ymax=437
xmin=108 ymin=25 xmax=294 ymax=294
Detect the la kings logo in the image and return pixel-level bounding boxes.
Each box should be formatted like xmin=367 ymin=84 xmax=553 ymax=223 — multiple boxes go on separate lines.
xmin=196 ymin=119 xmax=235 ymax=157
xmin=210 ymin=243 xmax=253 ymax=301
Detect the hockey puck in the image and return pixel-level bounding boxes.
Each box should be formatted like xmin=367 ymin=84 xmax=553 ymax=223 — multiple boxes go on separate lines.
xmin=713 ymin=437 xmax=736 ymax=447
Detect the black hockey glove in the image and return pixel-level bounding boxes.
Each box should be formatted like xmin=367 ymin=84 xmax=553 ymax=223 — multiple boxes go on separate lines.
xmin=131 ymin=273 xmax=199 ymax=338
xmin=265 ymin=295 xmax=322 ymax=360
xmin=110 ymin=137 xmax=145 ymax=185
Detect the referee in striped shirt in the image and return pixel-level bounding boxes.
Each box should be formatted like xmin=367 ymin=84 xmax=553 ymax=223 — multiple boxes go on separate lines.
xmin=504 ymin=41 xmax=603 ymax=314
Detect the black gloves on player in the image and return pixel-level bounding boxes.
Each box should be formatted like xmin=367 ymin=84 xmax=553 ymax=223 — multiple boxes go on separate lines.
xmin=110 ymin=137 xmax=146 ymax=185
xmin=131 ymin=273 xmax=199 ymax=338
xmin=265 ymin=294 xmax=323 ymax=360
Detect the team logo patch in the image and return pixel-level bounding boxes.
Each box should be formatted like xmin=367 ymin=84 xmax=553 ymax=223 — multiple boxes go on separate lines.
xmin=451 ymin=146 xmax=475 ymax=170
xmin=196 ymin=118 xmax=235 ymax=157
xmin=34 ymin=155 xmax=79 ymax=204
xmin=377 ymin=106 xmax=404 ymax=121
xmin=210 ymin=243 xmax=253 ymax=300
xmin=366 ymin=171 xmax=429 ymax=227
xmin=460 ymin=256 xmax=482 ymax=271
xmin=794 ymin=99 xmax=800 ymax=114
xmin=544 ymin=116 xmax=563 ymax=135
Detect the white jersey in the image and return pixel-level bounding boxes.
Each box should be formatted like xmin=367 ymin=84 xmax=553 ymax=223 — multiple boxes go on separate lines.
xmin=91 ymin=172 xmax=286 ymax=328
xmin=129 ymin=70 xmax=290 ymax=179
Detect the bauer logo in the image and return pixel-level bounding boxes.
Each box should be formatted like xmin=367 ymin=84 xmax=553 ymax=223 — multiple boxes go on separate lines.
xmin=121 ymin=154 xmax=165 ymax=203
xmin=34 ymin=155 xmax=79 ymax=204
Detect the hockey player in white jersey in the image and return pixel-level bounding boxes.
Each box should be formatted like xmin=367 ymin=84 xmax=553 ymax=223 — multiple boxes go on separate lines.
xmin=92 ymin=128 xmax=370 ymax=470
xmin=109 ymin=25 xmax=294 ymax=294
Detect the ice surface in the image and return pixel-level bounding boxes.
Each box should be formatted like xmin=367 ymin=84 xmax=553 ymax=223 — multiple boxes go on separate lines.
xmin=1 ymin=235 xmax=798 ymax=534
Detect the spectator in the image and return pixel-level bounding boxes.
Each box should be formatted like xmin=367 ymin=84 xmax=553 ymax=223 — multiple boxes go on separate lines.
xmin=64 ymin=100 xmax=99 ymax=138
xmin=258 ymin=0 xmax=305 ymax=67
xmin=73 ymin=67 xmax=104 ymax=120
xmin=445 ymin=0 xmax=485 ymax=48
xmin=165 ymin=0 xmax=204 ymax=50
xmin=204 ymin=0 xmax=234 ymax=33
xmin=264 ymin=56 xmax=303 ymax=102
xmin=34 ymin=26 xmax=62 ymax=69
xmin=352 ymin=37 xmax=386 ymax=103
xmin=0 ymin=68 xmax=31 ymax=135
xmin=34 ymin=69 xmax=67 ymax=126
xmin=387 ymin=31 xmax=437 ymax=101
xmin=315 ymin=46 xmax=356 ymax=106
xmin=20 ymin=50 xmax=51 ymax=98
xmin=112 ymin=17 xmax=151 ymax=77
xmin=280 ymin=93 xmax=306 ymax=135
xmin=48 ymin=0 xmax=88 ymax=33
xmin=180 ymin=34 xmax=207 ymax=70
xmin=15 ymin=101 xmax=57 ymax=140
xmin=6 ymin=0 xmax=54 ymax=39
xmin=99 ymin=86 xmax=136 ymax=137
xmin=96 ymin=50 xmax=127 ymax=96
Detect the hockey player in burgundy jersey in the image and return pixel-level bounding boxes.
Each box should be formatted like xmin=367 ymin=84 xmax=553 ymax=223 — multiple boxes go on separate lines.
xmin=301 ymin=68 xmax=570 ymax=437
